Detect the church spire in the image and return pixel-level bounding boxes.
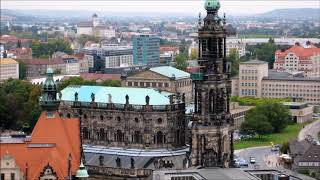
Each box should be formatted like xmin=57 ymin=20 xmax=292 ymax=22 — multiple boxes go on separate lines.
xmin=39 ymin=67 xmax=60 ymax=116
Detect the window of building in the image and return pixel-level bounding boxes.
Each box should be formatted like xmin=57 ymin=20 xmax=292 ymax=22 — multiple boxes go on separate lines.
xmin=11 ymin=173 xmax=15 ymax=180
xmin=134 ymin=82 xmax=138 ymax=86
xmin=158 ymin=83 xmax=163 ymax=87
xmin=135 ymin=118 xmax=139 ymax=123
xmin=152 ymin=82 xmax=156 ymax=87
xmin=1 ymin=174 xmax=4 ymax=180
xmin=157 ymin=118 xmax=163 ymax=124
xmin=117 ymin=116 xmax=121 ymax=122
xmin=128 ymin=82 xmax=132 ymax=86
xmin=100 ymin=115 xmax=104 ymax=121
xmin=164 ymin=83 xmax=169 ymax=87
xmin=146 ymin=82 xmax=150 ymax=87
xmin=139 ymin=82 xmax=144 ymax=87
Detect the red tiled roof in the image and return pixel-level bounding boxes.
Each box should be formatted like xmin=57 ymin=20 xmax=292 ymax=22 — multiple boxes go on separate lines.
xmin=74 ymin=53 xmax=85 ymax=60
xmin=80 ymin=73 xmax=121 ymax=81
xmin=0 ymin=35 xmax=31 ymax=43
xmin=22 ymin=58 xmax=65 ymax=65
xmin=275 ymin=44 xmax=320 ymax=61
xmin=0 ymin=112 xmax=81 ymax=180
xmin=160 ymin=46 xmax=179 ymax=53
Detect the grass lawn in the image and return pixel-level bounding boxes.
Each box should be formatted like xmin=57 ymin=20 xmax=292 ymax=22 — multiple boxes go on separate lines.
xmin=235 ymin=122 xmax=308 ymax=150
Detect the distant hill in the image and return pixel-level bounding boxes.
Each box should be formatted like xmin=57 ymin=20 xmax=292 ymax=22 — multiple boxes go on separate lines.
xmin=258 ymin=8 xmax=320 ymax=19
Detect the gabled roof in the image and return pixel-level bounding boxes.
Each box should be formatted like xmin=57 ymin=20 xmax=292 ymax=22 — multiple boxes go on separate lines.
xmin=0 ymin=112 xmax=80 ymax=179
xmin=299 ymin=145 xmax=320 ymax=162
xmin=275 ymin=44 xmax=320 ymax=60
xmin=150 ymin=66 xmax=190 ymax=80
xmin=60 ymin=85 xmax=173 ymax=105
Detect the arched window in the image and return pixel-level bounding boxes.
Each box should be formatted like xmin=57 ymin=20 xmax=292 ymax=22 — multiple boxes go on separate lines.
xmin=115 ymin=130 xmax=124 ymax=142
xmin=67 ymin=113 xmax=71 ymax=118
xmin=155 ymin=131 xmax=165 ymax=144
xmin=100 ymin=128 xmax=105 ymax=141
xmin=134 ymin=118 xmax=139 ymax=123
xmin=117 ymin=116 xmax=121 ymax=122
xmin=133 ymin=131 xmax=142 ymax=143
xmin=157 ymin=118 xmax=163 ymax=124
xmin=83 ymin=127 xmax=89 ymax=139
xmin=84 ymin=114 xmax=88 ymax=119
xmin=100 ymin=115 xmax=104 ymax=121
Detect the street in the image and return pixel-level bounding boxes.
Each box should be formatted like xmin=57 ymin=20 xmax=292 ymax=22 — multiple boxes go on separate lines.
xmin=235 ymin=146 xmax=315 ymax=180
xmin=298 ymin=118 xmax=320 ymax=141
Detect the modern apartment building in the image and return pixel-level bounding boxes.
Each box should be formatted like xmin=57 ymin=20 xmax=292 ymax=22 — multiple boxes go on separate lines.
xmin=232 ymin=60 xmax=320 ymax=104
xmin=82 ymin=46 xmax=133 ymax=73
xmin=132 ymin=35 xmax=160 ymax=65
xmin=0 ymin=58 xmax=19 ymax=81
xmin=274 ymin=42 xmax=320 ymax=78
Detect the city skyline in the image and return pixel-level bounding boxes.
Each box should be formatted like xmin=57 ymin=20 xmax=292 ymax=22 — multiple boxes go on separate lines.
xmin=1 ymin=0 xmax=320 ymax=15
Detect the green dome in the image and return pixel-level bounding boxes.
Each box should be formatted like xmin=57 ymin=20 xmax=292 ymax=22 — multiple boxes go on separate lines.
xmin=76 ymin=161 xmax=89 ymax=178
xmin=46 ymin=67 xmax=54 ymax=74
xmin=204 ymin=0 xmax=220 ymax=11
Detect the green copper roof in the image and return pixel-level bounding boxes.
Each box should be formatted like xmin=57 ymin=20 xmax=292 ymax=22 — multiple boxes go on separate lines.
xmin=204 ymin=0 xmax=220 ymax=11
xmin=60 ymin=86 xmax=173 ymax=105
xmin=46 ymin=67 xmax=54 ymax=74
xmin=76 ymin=161 xmax=89 ymax=178
xmin=150 ymin=66 xmax=190 ymax=80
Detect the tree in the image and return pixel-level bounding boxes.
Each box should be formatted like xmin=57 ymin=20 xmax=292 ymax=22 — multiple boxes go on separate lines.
xmin=227 ymin=48 xmax=240 ymax=77
xmin=174 ymin=54 xmax=188 ymax=71
xmin=76 ymin=34 xmax=100 ymax=47
xmin=190 ymin=48 xmax=198 ymax=60
xmin=241 ymin=114 xmax=274 ymax=138
xmin=19 ymin=62 xmax=26 ymax=79
xmin=31 ymin=39 xmax=73 ymax=58
xmin=243 ymin=102 xmax=291 ymax=134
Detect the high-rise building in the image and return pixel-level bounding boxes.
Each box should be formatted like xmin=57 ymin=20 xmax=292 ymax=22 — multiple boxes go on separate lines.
xmin=190 ymin=0 xmax=234 ymax=167
xmin=132 ymin=35 xmax=160 ymax=65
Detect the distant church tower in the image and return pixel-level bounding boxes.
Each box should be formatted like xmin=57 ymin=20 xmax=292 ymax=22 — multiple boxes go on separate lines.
xmin=191 ymin=0 xmax=234 ymax=168
xmin=92 ymin=13 xmax=99 ymax=27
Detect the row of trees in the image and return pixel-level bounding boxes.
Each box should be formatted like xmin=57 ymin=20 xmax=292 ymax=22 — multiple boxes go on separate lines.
xmin=31 ymin=39 xmax=73 ymax=58
xmin=0 ymin=79 xmax=41 ymax=133
xmin=231 ymin=96 xmax=291 ymax=106
xmin=240 ymin=102 xmax=292 ymax=138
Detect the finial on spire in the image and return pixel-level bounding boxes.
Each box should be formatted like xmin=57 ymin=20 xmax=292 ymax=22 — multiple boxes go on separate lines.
xmin=198 ymin=12 xmax=202 ymax=27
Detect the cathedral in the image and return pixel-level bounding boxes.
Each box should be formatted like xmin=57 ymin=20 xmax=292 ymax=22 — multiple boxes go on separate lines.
xmin=57 ymin=0 xmax=234 ymax=178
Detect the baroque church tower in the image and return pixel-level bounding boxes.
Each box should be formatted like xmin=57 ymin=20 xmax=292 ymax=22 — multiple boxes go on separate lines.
xmin=39 ymin=67 xmax=60 ymax=116
xmin=191 ymin=0 xmax=234 ymax=167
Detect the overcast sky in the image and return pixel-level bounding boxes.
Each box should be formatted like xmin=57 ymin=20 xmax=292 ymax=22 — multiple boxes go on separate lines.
xmin=2 ymin=0 xmax=319 ymax=15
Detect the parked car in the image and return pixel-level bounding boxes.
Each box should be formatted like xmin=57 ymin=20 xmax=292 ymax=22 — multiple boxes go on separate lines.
xmin=238 ymin=159 xmax=249 ymax=167
xmin=250 ymin=156 xmax=256 ymax=164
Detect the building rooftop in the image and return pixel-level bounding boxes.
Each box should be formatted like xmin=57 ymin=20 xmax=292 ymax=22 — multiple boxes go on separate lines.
xmin=275 ymin=43 xmax=320 ymax=60
xmin=264 ymin=70 xmax=320 ymax=81
xmin=0 ymin=58 xmax=18 ymax=65
xmin=150 ymin=66 xmax=190 ymax=80
xmin=60 ymin=85 xmax=174 ymax=105
xmin=241 ymin=60 xmax=268 ymax=65
xmin=0 ymin=112 xmax=80 ymax=179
